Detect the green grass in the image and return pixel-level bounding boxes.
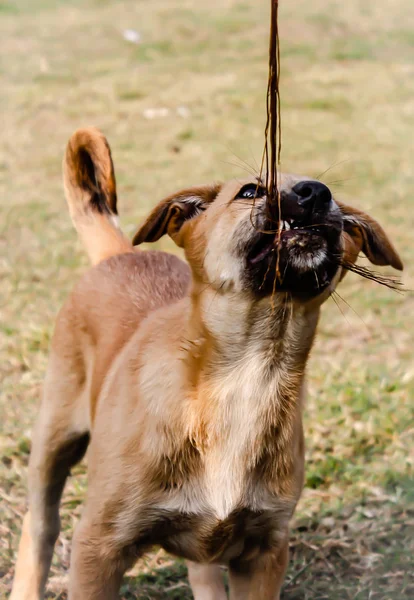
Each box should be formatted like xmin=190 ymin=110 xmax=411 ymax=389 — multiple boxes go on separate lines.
xmin=1 ymin=0 xmax=413 ymax=598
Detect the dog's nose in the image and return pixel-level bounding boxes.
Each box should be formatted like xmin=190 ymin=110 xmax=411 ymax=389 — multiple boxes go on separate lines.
xmin=292 ymin=181 xmax=332 ymax=213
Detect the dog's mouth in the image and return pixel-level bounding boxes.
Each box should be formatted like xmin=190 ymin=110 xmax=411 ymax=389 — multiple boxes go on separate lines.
xmin=248 ymin=219 xmax=326 ymax=265
xmin=244 ymin=202 xmax=343 ymax=299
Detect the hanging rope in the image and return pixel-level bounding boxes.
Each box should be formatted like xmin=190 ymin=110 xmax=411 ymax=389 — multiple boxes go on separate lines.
xmin=262 ymin=0 xmax=282 ymax=209
xmin=256 ymin=0 xmax=282 ymax=291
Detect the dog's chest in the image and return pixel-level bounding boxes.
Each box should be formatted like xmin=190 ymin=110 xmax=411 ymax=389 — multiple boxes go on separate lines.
xmin=151 ymin=468 xmax=293 ymax=565
xmin=161 ymin=352 xmax=293 ymax=514
xmin=156 ymin=506 xmax=282 ymax=564
xmin=152 ymin=357 xmax=296 ymax=562
xmin=148 ymin=440 xmax=295 ymax=564
xmin=197 ymin=354 xmax=284 ymax=517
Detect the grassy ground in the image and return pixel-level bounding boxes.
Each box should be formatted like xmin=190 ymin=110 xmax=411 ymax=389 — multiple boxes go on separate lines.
xmin=1 ymin=0 xmax=413 ymax=598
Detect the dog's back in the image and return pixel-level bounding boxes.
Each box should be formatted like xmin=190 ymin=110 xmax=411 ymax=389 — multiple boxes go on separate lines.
xmin=54 ymin=251 xmax=190 ymax=422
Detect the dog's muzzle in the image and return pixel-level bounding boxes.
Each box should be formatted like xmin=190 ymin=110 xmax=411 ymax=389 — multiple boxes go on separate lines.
xmin=242 ymin=180 xmax=343 ymax=299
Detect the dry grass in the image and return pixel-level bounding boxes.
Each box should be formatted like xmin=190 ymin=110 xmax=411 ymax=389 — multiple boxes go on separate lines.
xmin=1 ymin=0 xmax=413 ymax=598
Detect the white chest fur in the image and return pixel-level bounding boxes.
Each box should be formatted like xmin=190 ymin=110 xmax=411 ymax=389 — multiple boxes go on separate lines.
xmin=200 ymin=353 xmax=283 ymax=519
xmin=157 ymin=350 xmax=287 ymax=522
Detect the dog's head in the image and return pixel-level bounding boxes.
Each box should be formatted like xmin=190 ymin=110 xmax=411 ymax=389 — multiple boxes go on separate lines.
xmin=133 ymin=175 xmax=402 ymax=302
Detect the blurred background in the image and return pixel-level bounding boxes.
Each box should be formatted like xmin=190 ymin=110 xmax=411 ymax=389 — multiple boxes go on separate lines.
xmin=0 ymin=0 xmax=413 ymax=598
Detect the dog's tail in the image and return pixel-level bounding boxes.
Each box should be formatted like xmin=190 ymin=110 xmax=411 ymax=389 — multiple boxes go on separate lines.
xmin=63 ymin=127 xmax=133 ymax=265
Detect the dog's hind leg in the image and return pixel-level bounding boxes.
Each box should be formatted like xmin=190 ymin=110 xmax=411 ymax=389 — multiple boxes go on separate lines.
xmin=10 ymin=350 xmax=90 ymax=600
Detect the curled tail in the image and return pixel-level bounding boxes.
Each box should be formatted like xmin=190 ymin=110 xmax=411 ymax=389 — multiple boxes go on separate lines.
xmin=63 ymin=127 xmax=133 ymax=265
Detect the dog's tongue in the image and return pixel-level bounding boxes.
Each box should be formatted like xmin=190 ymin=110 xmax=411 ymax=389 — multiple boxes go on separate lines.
xmin=250 ymin=237 xmax=276 ymax=265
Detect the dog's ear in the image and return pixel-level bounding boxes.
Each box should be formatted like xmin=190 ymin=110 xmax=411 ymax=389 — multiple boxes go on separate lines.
xmin=338 ymin=202 xmax=403 ymax=270
xmin=133 ymin=183 xmax=222 ymax=246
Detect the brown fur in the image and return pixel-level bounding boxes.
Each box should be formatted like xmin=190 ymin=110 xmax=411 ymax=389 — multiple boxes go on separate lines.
xmin=11 ymin=129 xmax=402 ymax=600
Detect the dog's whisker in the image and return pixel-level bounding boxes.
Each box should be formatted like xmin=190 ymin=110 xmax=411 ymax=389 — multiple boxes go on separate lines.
xmin=224 ymin=146 xmax=260 ymax=179
xmin=331 ymin=290 xmax=370 ymax=332
xmin=222 ymin=160 xmax=258 ymax=178
xmin=315 ymin=158 xmax=353 ymax=181
xmin=313 ymin=269 xmax=320 ymax=290
xmin=247 ymin=145 xmax=261 ymax=175
xmin=324 ymin=176 xmax=363 ymax=186
xmin=329 ymin=291 xmax=354 ymax=328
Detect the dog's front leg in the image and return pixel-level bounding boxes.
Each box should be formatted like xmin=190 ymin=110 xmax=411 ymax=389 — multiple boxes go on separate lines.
xmin=68 ymin=515 xmax=127 ymax=600
xmin=228 ymin=539 xmax=289 ymax=600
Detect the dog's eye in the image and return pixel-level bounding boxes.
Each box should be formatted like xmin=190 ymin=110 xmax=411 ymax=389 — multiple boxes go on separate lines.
xmin=235 ymin=184 xmax=266 ymax=200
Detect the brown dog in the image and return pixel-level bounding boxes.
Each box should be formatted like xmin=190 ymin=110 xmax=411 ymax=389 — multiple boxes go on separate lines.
xmin=10 ymin=128 xmax=402 ymax=600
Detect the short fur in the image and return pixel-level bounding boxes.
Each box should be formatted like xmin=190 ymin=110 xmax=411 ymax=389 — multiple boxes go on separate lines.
xmin=11 ymin=129 xmax=402 ymax=600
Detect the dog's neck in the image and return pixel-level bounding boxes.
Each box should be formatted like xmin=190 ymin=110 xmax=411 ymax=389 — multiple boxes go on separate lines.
xmin=181 ymin=283 xmax=320 ymax=447
xmin=187 ymin=283 xmax=320 ymax=374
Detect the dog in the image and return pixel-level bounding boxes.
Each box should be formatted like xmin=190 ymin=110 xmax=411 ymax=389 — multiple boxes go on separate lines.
xmin=10 ymin=128 xmax=403 ymax=600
